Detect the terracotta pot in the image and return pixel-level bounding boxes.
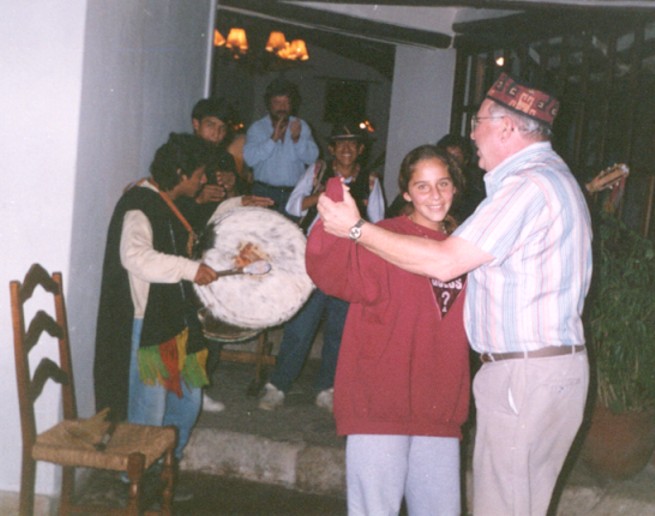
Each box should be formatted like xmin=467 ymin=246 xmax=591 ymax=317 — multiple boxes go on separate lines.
xmin=580 ymin=404 xmax=655 ymax=480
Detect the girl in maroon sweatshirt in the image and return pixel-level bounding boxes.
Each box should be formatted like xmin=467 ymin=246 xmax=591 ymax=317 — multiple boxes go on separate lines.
xmin=306 ymin=145 xmax=470 ymax=515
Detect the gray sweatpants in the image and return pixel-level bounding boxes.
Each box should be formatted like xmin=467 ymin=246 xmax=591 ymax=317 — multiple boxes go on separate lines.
xmin=346 ymin=434 xmax=461 ymax=516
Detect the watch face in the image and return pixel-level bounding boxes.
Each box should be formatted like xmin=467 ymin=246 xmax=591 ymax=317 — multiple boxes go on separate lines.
xmin=349 ymin=226 xmax=362 ymax=240
xmin=349 ymin=219 xmax=365 ymax=240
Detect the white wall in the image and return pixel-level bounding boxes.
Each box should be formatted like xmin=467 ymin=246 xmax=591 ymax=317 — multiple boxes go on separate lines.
xmin=0 ymin=1 xmax=87 ymax=498
xmin=384 ymin=45 xmax=457 ymax=201
xmin=70 ymin=0 xmax=214 ymax=420
xmin=0 ymin=0 xmax=213 ymax=501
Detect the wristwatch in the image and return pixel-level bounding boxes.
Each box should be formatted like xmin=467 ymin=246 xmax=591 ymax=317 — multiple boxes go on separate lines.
xmin=348 ymin=219 xmax=366 ymax=241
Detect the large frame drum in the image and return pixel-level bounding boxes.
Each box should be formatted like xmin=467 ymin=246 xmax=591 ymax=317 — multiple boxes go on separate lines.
xmin=194 ymin=205 xmax=314 ymax=334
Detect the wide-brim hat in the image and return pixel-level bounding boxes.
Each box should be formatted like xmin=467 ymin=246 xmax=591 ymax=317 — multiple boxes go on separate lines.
xmin=486 ymin=72 xmax=560 ymax=128
xmin=328 ymin=120 xmax=366 ymax=142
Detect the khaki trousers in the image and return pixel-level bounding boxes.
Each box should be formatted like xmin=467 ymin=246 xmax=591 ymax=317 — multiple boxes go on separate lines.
xmin=472 ymin=350 xmax=589 ymax=516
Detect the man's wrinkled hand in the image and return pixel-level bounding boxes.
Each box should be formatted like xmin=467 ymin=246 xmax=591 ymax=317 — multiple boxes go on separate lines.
xmin=194 ymin=263 xmax=218 ymax=285
xmin=241 ymin=195 xmax=275 ymax=208
xmin=196 ymin=184 xmax=226 ymax=204
xmin=317 ymin=183 xmax=361 ymax=238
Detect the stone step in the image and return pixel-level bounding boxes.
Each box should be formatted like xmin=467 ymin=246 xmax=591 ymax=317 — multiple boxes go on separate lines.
xmin=184 ymin=358 xmax=655 ymax=515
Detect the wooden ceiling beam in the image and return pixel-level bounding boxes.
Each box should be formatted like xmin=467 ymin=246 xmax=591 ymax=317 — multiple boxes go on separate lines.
xmin=219 ymin=0 xmax=452 ymax=48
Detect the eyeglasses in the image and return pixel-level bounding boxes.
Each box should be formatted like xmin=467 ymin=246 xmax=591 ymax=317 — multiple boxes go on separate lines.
xmin=471 ymin=115 xmax=505 ymax=131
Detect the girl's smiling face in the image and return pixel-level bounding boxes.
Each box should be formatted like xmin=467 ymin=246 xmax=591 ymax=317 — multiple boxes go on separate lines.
xmin=403 ymin=157 xmax=456 ymax=230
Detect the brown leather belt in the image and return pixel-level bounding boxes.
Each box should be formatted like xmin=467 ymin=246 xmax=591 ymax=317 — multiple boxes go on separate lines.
xmin=480 ymin=344 xmax=586 ymax=363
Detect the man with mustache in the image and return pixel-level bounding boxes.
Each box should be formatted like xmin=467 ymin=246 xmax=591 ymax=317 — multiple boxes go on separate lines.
xmin=244 ymin=77 xmax=319 ymax=216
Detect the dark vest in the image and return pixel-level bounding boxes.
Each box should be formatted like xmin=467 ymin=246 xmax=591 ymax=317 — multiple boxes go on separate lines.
xmin=300 ymin=161 xmax=373 ymax=233
xmin=94 ymin=186 xmax=205 ymax=420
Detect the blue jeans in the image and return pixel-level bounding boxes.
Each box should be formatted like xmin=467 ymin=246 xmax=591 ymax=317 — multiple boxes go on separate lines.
xmin=128 ymin=319 xmax=202 ymax=459
xmin=251 ymin=181 xmax=294 ymax=218
xmin=270 ymin=289 xmax=348 ymax=393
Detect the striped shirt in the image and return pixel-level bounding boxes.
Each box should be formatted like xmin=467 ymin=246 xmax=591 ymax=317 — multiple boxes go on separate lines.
xmin=454 ymin=142 xmax=592 ymax=354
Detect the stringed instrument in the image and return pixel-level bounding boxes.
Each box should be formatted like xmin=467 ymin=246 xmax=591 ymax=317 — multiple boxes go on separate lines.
xmin=586 ymin=163 xmax=630 ymax=194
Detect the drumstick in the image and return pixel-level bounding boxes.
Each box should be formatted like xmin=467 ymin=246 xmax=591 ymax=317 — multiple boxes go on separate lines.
xmin=214 ymin=260 xmax=271 ymax=278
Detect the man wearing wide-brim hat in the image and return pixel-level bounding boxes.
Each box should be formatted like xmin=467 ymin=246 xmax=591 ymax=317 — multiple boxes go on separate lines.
xmin=257 ymin=119 xmax=384 ymax=413
xmin=316 ymin=74 xmax=592 ymax=516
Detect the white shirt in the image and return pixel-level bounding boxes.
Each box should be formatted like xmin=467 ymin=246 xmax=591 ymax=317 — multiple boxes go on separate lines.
xmin=119 ymin=182 xmax=200 ymax=318
xmin=286 ymin=163 xmax=385 ymax=234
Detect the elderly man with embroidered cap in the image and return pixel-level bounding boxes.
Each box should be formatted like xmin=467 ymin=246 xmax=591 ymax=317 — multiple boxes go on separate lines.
xmin=316 ymin=73 xmax=592 ymax=516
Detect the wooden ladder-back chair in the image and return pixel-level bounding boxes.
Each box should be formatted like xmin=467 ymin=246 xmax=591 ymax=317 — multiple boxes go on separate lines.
xmin=10 ymin=264 xmax=177 ymax=515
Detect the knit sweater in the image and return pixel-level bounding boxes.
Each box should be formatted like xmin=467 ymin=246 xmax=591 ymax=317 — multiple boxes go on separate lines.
xmin=306 ymin=215 xmax=470 ymax=438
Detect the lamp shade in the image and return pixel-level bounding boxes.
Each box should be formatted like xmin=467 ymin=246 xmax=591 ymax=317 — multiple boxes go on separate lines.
xmin=226 ymin=28 xmax=248 ymax=53
xmin=290 ymin=39 xmax=309 ymax=61
xmin=266 ymin=31 xmax=286 ymax=52
xmin=214 ymin=29 xmax=226 ymax=47
xmin=277 ymin=39 xmax=309 ymax=61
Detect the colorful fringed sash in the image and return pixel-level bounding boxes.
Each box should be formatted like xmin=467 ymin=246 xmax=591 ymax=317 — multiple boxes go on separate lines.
xmin=137 ymin=328 xmax=209 ymax=396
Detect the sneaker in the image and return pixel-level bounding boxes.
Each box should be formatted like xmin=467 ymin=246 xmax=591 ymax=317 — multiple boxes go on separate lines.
xmin=315 ymin=388 xmax=334 ymax=413
xmin=258 ymin=382 xmax=285 ymax=411
xmin=202 ymin=393 xmax=225 ymax=413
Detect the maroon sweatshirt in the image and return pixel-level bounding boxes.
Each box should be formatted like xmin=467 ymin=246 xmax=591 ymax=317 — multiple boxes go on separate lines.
xmin=306 ymin=215 xmax=470 ymax=438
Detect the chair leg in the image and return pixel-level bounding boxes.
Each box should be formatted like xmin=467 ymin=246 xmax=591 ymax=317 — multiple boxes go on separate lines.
xmin=160 ymin=448 xmax=175 ymax=515
xmin=126 ymin=452 xmax=146 ymax=516
xmin=58 ymin=466 xmax=75 ymax=515
xmin=247 ymin=331 xmax=273 ymax=396
xmin=19 ymin=455 xmax=35 ymax=516
xmin=254 ymin=332 xmax=267 ymax=387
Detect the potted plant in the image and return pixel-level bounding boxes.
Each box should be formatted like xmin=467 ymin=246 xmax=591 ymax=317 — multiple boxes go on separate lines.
xmin=580 ymin=210 xmax=655 ymax=479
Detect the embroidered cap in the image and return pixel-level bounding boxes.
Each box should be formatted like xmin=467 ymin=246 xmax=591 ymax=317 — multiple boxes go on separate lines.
xmin=486 ymin=72 xmax=560 ymax=128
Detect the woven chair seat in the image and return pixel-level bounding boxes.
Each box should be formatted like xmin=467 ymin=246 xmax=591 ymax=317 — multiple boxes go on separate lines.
xmin=33 ymin=421 xmax=176 ymax=471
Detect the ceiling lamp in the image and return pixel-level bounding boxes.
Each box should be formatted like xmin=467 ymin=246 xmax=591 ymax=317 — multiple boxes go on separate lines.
xmin=266 ymin=31 xmax=287 ymax=52
xmin=214 ymin=29 xmax=226 ymax=47
xmin=225 ymin=28 xmax=248 ymax=55
xmin=214 ymin=26 xmax=309 ymax=63
xmin=290 ymin=39 xmax=309 ymax=61
xmin=277 ymin=39 xmax=309 ymax=61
